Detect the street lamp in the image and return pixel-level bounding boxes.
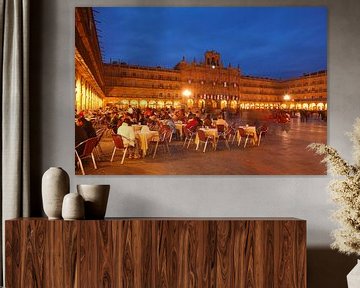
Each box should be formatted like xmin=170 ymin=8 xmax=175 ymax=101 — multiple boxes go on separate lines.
xmin=182 ymin=89 xmax=192 ymax=97
xmin=283 ymin=94 xmax=291 ymax=101
xmin=182 ymin=89 xmax=192 ymax=110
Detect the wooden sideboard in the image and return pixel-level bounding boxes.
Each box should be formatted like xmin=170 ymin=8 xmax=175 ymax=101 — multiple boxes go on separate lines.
xmin=5 ymin=218 xmax=306 ymax=287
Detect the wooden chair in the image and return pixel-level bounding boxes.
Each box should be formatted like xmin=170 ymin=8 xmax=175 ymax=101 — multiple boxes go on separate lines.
xmin=75 ymin=137 xmax=98 ymax=175
xmin=110 ymin=133 xmax=128 ymax=164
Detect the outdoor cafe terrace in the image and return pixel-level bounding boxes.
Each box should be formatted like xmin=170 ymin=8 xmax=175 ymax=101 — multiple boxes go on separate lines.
xmin=75 ymin=108 xmax=327 ymax=175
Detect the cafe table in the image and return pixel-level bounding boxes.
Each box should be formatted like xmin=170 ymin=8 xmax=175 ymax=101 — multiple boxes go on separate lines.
xmin=132 ymin=124 xmax=146 ymax=133
xmin=175 ymin=123 xmax=185 ymax=139
xmin=237 ymin=126 xmax=258 ymax=145
xmin=194 ymin=128 xmax=218 ymax=146
xmin=136 ymin=130 xmax=159 ymax=156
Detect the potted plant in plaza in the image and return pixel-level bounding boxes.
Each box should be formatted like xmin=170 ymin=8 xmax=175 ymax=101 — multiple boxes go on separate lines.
xmin=308 ymin=118 xmax=360 ymax=287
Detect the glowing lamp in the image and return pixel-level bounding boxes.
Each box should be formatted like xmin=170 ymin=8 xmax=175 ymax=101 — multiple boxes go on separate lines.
xmin=283 ymin=94 xmax=291 ymax=101
xmin=182 ymin=89 xmax=192 ymax=97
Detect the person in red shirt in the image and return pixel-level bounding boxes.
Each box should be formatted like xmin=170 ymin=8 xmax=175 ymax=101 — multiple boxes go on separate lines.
xmin=185 ymin=115 xmax=200 ymax=132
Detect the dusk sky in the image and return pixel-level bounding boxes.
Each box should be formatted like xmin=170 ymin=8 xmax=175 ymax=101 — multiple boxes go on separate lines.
xmin=94 ymin=7 xmax=327 ymax=79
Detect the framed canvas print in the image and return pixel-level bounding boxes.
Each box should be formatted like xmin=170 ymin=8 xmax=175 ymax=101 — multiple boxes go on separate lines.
xmin=74 ymin=6 xmax=327 ymax=175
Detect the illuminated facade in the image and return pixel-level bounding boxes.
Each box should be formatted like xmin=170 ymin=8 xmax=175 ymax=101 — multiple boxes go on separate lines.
xmin=75 ymin=8 xmax=327 ymax=111
xmin=75 ymin=8 xmax=105 ymax=111
xmin=280 ymin=71 xmax=327 ymax=111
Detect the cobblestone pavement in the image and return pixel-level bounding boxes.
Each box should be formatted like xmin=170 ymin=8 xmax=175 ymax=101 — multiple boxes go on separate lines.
xmin=76 ymin=118 xmax=327 ymax=175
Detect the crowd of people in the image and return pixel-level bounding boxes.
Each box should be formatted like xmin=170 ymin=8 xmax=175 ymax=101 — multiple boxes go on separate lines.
xmin=74 ymin=105 xmax=236 ymax=158
xmin=75 ymin=105 xmax=232 ymax=137
xmin=75 ymin=105 xmax=327 ymax=157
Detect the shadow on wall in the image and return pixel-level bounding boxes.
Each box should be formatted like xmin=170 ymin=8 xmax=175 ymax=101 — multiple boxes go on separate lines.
xmin=308 ymin=248 xmax=357 ymax=288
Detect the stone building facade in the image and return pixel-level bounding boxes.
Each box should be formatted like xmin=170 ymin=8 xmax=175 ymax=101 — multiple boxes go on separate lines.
xmin=75 ymin=8 xmax=327 ymax=112
xmin=75 ymin=8 xmax=105 ymax=111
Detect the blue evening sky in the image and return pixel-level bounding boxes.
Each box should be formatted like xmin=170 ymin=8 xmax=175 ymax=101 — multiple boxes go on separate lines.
xmin=94 ymin=7 xmax=327 ymax=79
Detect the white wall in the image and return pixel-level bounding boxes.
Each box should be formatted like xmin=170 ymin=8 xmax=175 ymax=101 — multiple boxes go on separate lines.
xmin=32 ymin=0 xmax=360 ymax=249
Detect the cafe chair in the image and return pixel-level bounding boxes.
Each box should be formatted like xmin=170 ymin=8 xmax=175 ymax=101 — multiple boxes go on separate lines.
xmin=226 ymin=126 xmax=237 ymax=145
xmin=196 ymin=129 xmax=216 ymax=153
xmin=110 ymin=133 xmax=128 ymax=164
xmin=162 ymin=124 xmax=174 ymax=142
xmin=237 ymin=127 xmax=254 ymax=148
xmin=183 ymin=127 xmax=196 ymax=149
xmin=216 ymin=124 xmax=230 ymax=150
xmin=257 ymin=125 xmax=268 ymax=146
xmin=152 ymin=128 xmax=172 ymax=158
xmin=75 ymin=137 xmax=99 ymax=175
xmin=94 ymin=128 xmax=106 ymax=160
xmin=216 ymin=124 xmax=226 ymax=137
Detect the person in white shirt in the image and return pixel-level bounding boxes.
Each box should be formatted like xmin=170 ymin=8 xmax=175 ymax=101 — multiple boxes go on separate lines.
xmin=215 ymin=114 xmax=229 ymax=128
xmin=117 ymin=118 xmax=140 ymax=158
xmin=127 ymin=105 xmax=134 ymax=115
xmin=117 ymin=119 xmax=135 ymax=146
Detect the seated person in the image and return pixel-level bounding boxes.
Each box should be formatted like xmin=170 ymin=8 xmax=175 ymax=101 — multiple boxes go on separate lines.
xmin=77 ymin=117 xmax=96 ymax=138
xmin=147 ymin=116 xmax=160 ymax=131
xmin=117 ymin=118 xmax=140 ymax=158
xmin=203 ymin=114 xmax=213 ymax=127
xmin=109 ymin=112 xmax=119 ymax=133
xmin=164 ymin=114 xmax=176 ymax=134
xmin=215 ymin=115 xmax=229 ymax=129
xmin=75 ymin=123 xmax=88 ymax=156
xmin=185 ymin=115 xmax=200 ymax=132
xmin=194 ymin=112 xmax=203 ymax=127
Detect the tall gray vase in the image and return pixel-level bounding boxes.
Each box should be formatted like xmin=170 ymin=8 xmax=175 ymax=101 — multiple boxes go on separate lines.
xmin=42 ymin=167 xmax=70 ymax=219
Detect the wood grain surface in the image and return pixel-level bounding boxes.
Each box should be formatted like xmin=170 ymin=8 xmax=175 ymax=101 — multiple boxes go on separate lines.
xmin=5 ymin=218 xmax=306 ymax=288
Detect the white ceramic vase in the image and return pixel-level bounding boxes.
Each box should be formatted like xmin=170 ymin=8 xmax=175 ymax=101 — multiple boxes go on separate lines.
xmin=77 ymin=184 xmax=110 ymax=219
xmin=62 ymin=192 xmax=85 ymax=220
xmin=42 ymin=167 xmax=70 ymax=219
xmin=347 ymin=260 xmax=360 ymax=288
